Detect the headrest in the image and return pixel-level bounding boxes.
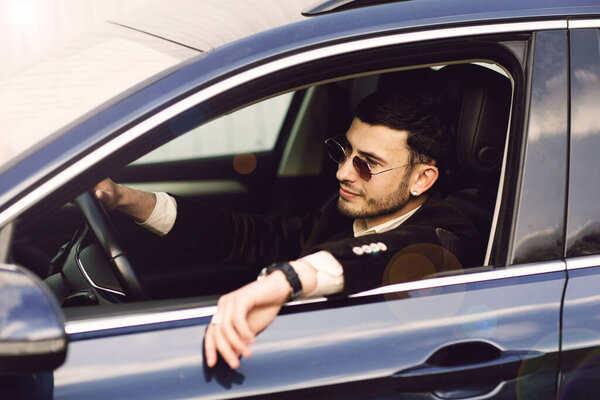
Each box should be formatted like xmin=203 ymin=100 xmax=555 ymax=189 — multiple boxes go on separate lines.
xmin=437 ymin=64 xmax=512 ymax=181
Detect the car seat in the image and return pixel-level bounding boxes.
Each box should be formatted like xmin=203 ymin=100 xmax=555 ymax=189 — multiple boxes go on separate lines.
xmin=437 ymin=63 xmax=512 ymax=262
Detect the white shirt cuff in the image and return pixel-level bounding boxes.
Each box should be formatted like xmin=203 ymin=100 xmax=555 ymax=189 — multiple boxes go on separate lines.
xmin=299 ymin=251 xmax=344 ymax=297
xmin=137 ymin=192 xmax=177 ymax=236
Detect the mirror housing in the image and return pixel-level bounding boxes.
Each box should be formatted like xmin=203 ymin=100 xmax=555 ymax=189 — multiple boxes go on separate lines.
xmin=0 ymin=263 xmax=67 ymax=374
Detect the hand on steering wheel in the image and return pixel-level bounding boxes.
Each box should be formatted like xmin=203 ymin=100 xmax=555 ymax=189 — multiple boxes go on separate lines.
xmin=75 ymin=191 xmax=147 ymax=300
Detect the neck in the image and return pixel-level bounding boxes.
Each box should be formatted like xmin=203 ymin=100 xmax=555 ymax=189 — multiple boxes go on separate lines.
xmin=364 ymin=194 xmax=427 ymax=229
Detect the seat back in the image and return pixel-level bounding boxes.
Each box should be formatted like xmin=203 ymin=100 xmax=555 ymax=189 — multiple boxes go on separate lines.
xmin=438 ymin=64 xmax=512 ymax=259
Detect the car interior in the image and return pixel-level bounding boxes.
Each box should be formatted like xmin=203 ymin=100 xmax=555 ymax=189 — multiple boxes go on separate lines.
xmin=9 ymin=59 xmax=513 ymax=314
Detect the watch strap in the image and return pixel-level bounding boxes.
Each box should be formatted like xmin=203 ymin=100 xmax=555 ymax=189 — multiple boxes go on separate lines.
xmin=262 ymin=262 xmax=303 ymax=300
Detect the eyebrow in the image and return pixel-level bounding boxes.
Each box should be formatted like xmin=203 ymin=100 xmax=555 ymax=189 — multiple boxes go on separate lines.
xmin=343 ymin=136 xmax=388 ymax=165
xmin=357 ymin=149 xmax=387 ymax=165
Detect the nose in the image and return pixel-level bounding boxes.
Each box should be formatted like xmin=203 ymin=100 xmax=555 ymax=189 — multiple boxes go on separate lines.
xmin=336 ymin=156 xmax=358 ymax=183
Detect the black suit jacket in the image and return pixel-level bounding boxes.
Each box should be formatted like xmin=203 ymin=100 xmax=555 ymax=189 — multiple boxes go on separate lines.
xmin=164 ymin=193 xmax=481 ymax=295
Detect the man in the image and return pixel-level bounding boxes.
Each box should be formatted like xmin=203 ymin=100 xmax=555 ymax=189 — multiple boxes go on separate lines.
xmin=95 ymin=88 xmax=480 ymax=370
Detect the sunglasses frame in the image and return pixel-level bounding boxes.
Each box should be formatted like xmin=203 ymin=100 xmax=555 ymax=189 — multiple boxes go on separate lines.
xmin=324 ymin=137 xmax=416 ymax=182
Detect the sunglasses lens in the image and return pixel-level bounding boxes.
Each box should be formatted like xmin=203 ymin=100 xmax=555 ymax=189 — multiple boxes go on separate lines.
xmin=325 ymin=140 xmax=346 ymax=163
xmin=325 ymin=138 xmax=372 ymax=181
xmin=352 ymin=157 xmax=372 ymax=181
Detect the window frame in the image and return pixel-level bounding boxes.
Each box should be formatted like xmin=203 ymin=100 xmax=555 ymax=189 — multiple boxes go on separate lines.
xmin=45 ymin=20 xmax=566 ymax=336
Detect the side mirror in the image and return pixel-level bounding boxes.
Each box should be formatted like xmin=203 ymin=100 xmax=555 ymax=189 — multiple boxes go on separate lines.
xmin=0 ymin=263 xmax=67 ymax=374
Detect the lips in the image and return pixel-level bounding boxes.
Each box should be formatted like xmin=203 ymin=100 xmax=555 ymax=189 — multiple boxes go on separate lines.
xmin=339 ymin=185 xmax=360 ymax=199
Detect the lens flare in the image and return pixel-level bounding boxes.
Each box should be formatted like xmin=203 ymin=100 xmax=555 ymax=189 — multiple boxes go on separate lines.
xmin=233 ymin=153 xmax=257 ymax=175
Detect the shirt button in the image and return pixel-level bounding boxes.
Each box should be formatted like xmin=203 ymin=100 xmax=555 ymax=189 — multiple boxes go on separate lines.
xmin=352 ymin=246 xmax=364 ymax=255
xmin=361 ymin=244 xmax=372 ymax=254
xmin=377 ymin=242 xmax=387 ymax=252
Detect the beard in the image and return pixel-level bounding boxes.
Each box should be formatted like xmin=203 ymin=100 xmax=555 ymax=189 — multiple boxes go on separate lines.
xmin=337 ymin=174 xmax=411 ymax=219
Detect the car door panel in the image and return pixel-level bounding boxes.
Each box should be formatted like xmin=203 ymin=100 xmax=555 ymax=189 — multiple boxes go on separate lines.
xmin=54 ymin=266 xmax=563 ymax=399
xmin=559 ymin=265 xmax=600 ymax=399
xmin=559 ymin=27 xmax=600 ymax=399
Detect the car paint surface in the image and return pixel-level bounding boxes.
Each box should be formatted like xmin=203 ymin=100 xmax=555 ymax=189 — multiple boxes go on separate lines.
xmin=559 ymin=26 xmax=600 ymax=399
xmin=54 ymin=266 xmax=564 ymax=399
xmin=0 ymin=264 xmax=65 ymax=354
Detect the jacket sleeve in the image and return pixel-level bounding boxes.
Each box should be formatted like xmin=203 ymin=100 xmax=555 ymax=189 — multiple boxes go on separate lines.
xmin=308 ymin=203 xmax=480 ymax=295
xmin=162 ymin=196 xmax=322 ymax=265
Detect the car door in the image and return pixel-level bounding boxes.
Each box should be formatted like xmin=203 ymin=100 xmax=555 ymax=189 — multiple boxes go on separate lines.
xmin=557 ymin=23 xmax=600 ymax=399
xmin=48 ymin=26 xmax=569 ymax=399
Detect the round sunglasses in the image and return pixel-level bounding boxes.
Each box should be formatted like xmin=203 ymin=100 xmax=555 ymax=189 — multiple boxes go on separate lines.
xmin=324 ymin=137 xmax=414 ymax=182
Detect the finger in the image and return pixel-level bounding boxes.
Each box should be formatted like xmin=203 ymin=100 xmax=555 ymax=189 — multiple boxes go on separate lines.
xmin=214 ymin=324 xmax=241 ymax=369
xmin=214 ymin=296 xmax=243 ymax=368
xmin=221 ymin=315 xmax=252 ymax=358
xmin=95 ymin=189 xmax=113 ymax=204
xmin=218 ymin=295 xmax=252 ymax=358
xmin=204 ymin=325 xmax=218 ymax=367
xmin=231 ymin=300 xmax=255 ymax=346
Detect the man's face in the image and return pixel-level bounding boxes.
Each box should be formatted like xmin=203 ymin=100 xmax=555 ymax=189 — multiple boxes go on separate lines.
xmin=336 ymin=118 xmax=416 ymax=221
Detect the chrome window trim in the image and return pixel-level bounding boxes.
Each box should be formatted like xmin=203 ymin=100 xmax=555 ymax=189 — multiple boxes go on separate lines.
xmin=65 ymin=260 xmax=565 ymax=335
xmin=566 ymin=255 xmax=600 ymax=270
xmin=75 ymin=254 xmax=126 ymax=297
xmin=0 ymin=222 xmax=14 ymax=263
xmin=0 ymin=19 xmax=566 ymax=229
xmin=568 ymin=19 xmax=600 ymax=29
xmin=485 ymin=85 xmax=515 ymax=265
xmin=350 ymin=260 xmax=564 ymax=297
xmin=66 ymin=306 xmax=217 ymax=335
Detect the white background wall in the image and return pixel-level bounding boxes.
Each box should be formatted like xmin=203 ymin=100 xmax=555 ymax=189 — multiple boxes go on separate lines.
xmin=0 ymin=0 xmax=300 ymax=166
xmin=0 ymin=0 xmax=151 ymax=78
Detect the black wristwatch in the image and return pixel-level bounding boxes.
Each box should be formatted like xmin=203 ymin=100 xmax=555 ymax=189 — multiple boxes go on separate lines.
xmin=259 ymin=262 xmax=303 ymax=300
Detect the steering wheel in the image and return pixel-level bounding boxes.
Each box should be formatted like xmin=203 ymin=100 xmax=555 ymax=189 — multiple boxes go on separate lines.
xmin=74 ymin=191 xmax=147 ymax=300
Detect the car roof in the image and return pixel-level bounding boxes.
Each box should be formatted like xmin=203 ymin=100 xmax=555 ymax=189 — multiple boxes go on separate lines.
xmin=108 ymin=0 xmax=600 ymax=56
xmin=303 ymin=0 xmax=600 ymax=17
xmin=109 ymin=0 xmax=315 ymax=52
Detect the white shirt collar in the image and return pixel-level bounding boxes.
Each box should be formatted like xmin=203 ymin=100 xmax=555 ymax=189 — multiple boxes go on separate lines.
xmin=353 ymin=206 xmax=421 ymax=237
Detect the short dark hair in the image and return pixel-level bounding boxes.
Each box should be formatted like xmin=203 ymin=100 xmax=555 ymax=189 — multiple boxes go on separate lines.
xmin=355 ymin=88 xmax=454 ymax=166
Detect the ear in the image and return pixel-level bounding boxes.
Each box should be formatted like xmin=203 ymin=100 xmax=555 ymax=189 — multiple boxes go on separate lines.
xmin=410 ymin=165 xmax=439 ymax=196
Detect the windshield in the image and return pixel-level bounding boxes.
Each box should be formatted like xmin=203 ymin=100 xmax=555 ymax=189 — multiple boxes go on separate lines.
xmin=0 ymin=22 xmax=198 ymax=170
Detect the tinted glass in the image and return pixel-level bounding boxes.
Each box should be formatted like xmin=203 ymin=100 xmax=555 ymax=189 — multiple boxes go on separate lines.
xmin=566 ymin=29 xmax=600 ymax=257
xmin=511 ymin=30 xmax=568 ymax=264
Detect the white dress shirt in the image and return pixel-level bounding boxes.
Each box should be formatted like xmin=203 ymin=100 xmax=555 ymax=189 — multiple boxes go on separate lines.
xmin=139 ymin=192 xmax=420 ymax=297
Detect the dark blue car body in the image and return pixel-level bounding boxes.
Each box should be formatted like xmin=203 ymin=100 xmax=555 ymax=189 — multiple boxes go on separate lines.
xmin=2 ymin=0 xmax=600 ymax=398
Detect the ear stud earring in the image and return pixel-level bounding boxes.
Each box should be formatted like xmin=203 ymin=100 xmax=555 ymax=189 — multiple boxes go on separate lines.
xmin=412 ymin=191 xmax=418 ymax=196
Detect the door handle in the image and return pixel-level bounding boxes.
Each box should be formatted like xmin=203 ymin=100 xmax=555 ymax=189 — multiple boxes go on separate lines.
xmin=390 ymin=340 xmax=545 ymax=392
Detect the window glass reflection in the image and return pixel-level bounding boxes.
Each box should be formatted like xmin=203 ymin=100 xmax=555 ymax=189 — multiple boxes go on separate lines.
xmin=511 ymin=30 xmax=568 ymax=263
xmin=566 ymin=29 xmax=600 ymax=256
